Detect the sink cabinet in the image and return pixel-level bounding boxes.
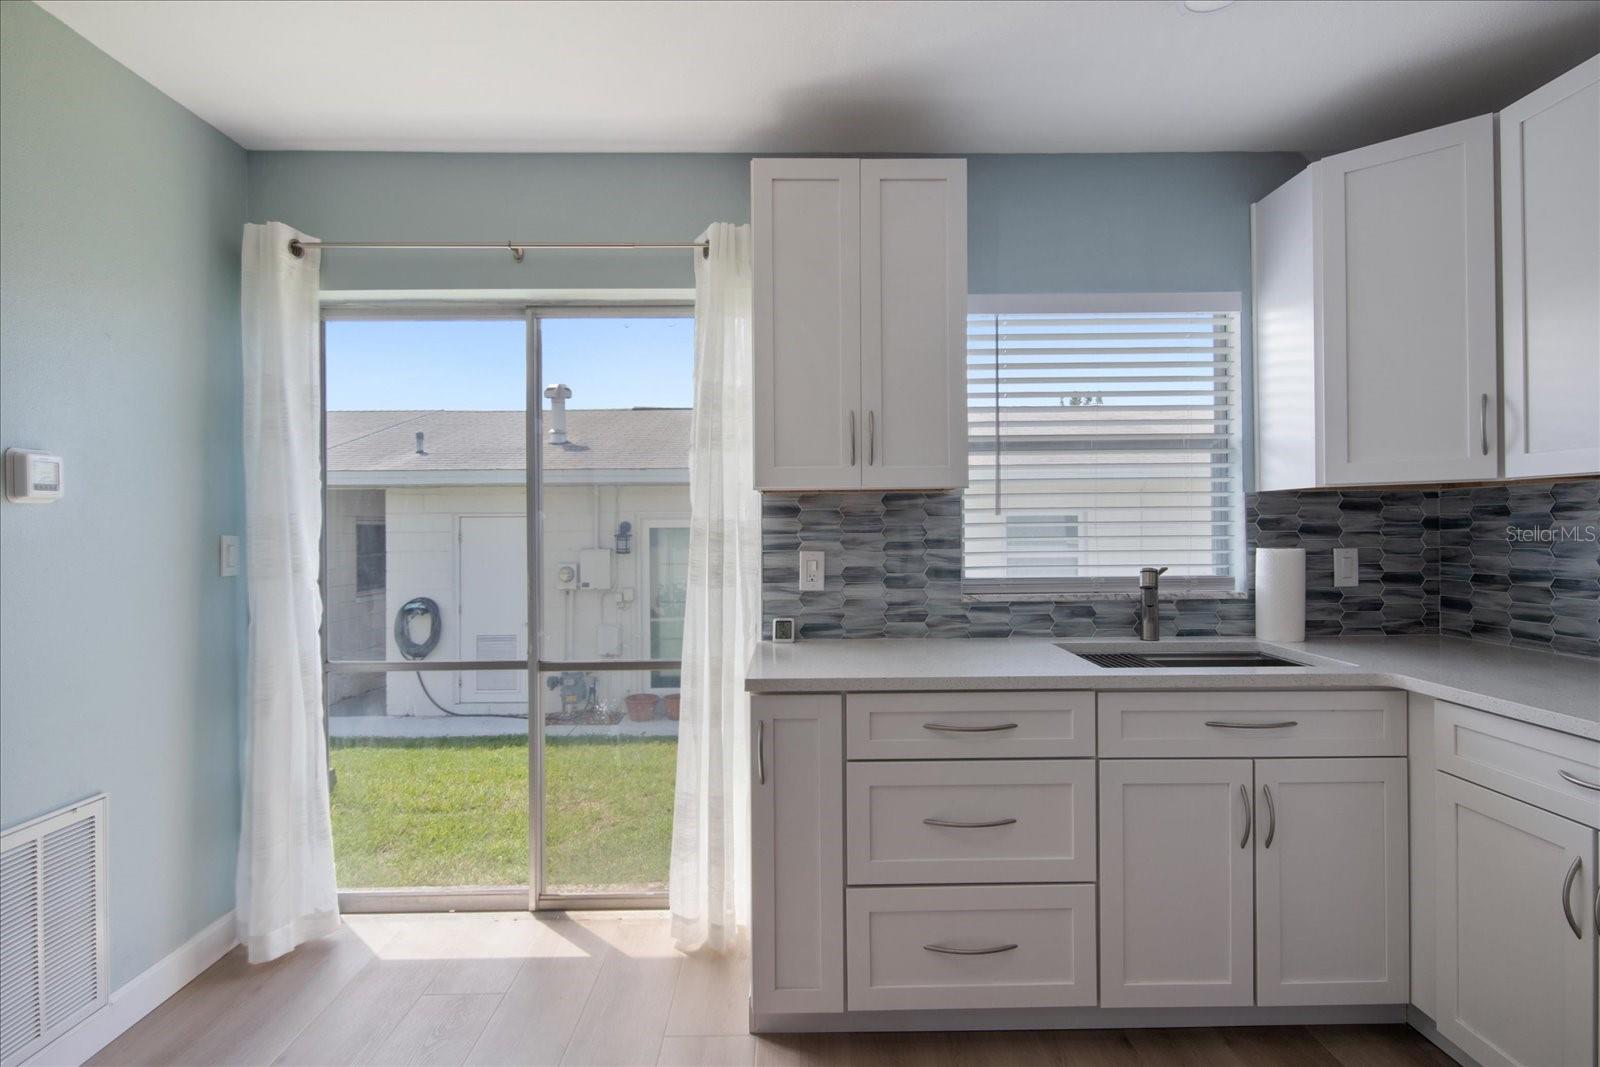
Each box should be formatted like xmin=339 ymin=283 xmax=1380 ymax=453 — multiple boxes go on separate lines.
xmin=1098 ymin=755 xmax=1408 ymax=1009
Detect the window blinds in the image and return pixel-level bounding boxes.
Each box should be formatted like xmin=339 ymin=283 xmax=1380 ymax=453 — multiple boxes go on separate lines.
xmin=964 ymin=308 xmax=1240 ymax=591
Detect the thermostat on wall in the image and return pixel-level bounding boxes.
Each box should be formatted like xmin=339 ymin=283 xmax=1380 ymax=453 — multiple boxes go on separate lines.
xmin=5 ymin=449 xmax=64 ymax=503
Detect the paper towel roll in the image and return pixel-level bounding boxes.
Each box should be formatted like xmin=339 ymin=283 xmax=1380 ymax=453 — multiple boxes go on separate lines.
xmin=1255 ymin=548 xmax=1306 ymax=643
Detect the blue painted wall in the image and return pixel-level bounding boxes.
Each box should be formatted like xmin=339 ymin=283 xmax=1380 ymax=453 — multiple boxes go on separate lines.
xmin=250 ymin=149 xmax=1303 ymax=483
xmin=1 ymin=1 xmax=247 ymax=987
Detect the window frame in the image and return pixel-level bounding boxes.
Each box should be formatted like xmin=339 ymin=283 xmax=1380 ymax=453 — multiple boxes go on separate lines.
xmin=963 ymin=292 xmax=1246 ymax=598
xmin=353 ymin=519 xmax=386 ymax=597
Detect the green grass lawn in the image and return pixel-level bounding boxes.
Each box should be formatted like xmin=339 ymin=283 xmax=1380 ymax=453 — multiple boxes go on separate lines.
xmin=328 ymin=735 xmax=677 ymax=891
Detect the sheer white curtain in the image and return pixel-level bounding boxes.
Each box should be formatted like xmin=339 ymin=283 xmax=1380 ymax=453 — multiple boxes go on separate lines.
xmin=236 ymin=221 xmax=340 ymax=963
xmin=670 ymin=223 xmax=760 ymax=953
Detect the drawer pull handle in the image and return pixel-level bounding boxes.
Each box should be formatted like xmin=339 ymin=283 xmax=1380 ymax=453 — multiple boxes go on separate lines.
xmin=922 ymin=722 xmax=1019 ymax=733
xmin=1561 ymin=857 xmax=1587 ymax=940
xmin=924 ymin=942 xmax=1018 ymax=956
xmin=1562 ymin=856 xmax=1583 ymax=940
xmin=1239 ymin=784 xmax=1253 ymax=849
xmin=1262 ymin=783 xmax=1277 ymax=849
xmin=923 ymin=817 xmax=1018 ymax=829
xmin=1557 ymin=769 xmax=1600 ymax=792
xmin=1205 ymin=720 xmax=1299 ymax=730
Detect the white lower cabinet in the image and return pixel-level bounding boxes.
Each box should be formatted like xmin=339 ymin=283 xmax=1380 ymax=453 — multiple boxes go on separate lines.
xmin=1435 ymin=773 xmax=1597 ymax=1067
xmin=846 ymin=884 xmax=1097 ymax=1011
xmin=1099 ymin=759 xmax=1256 ymax=1008
xmin=751 ymin=695 xmax=844 ymax=1015
xmin=1254 ymin=758 xmax=1409 ymax=1006
xmin=1100 ymin=755 xmax=1410 ymax=1010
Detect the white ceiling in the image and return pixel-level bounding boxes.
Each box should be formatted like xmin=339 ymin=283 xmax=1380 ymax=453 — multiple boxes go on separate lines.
xmin=37 ymin=0 xmax=1600 ymax=155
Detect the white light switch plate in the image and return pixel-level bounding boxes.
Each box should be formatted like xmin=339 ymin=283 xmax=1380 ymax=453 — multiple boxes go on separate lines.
xmin=219 ymin=535 xmax=240 ymax=577
xmin=798 ymin=548 xmax=825 ymax=591
xmin=1332 ymin=547 xmax=1358 ymax=587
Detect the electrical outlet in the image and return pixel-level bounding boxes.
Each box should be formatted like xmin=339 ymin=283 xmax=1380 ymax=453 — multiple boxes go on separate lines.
xmin=798 ymin=548 xmax=825 ymax=591
xmin=1332 ymin=547 xmax=1359 ymax=588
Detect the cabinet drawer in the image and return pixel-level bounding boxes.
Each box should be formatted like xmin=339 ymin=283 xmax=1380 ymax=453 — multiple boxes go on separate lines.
xmin=846 ymin=884 xmax=1097 ymax=1011
xmin=846 ymin=692 xmax=1093 ymax=760
xmin=846 ymin=760 xmax=1096 ymax=884
xmin=1097 ymin=690 xmax=1406 ymax=757
xmin=1435 ymin=701 xmax=1600 ymax=829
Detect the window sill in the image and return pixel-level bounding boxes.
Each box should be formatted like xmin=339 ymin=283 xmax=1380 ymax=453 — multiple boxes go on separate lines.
xmin=963 ymin=588 xmax=1250 ymax=603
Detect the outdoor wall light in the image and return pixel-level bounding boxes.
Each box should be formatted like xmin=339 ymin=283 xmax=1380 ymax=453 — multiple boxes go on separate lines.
xmin=615 ymin=520 xmax=633 ymax=554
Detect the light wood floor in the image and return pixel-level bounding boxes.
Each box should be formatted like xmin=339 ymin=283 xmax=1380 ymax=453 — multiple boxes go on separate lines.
xmin=90 ymin=911 xmax=1454 ymax=1067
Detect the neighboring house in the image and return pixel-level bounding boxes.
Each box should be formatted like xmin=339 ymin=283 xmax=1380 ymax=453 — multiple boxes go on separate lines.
xmin=324 ymin=397 xmax=691 ymax=718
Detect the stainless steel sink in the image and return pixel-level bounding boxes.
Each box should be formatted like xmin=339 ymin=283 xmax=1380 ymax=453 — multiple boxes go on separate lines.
xmin=1065 ymin=649 xmax=1309 ymax=669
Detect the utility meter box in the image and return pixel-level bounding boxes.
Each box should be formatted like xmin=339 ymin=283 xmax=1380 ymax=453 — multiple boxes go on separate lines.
xmin=578 ymin=548 xmax=613 ymax=590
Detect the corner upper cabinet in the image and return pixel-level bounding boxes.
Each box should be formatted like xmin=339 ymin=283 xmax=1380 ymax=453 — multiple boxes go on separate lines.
xmin=753 ymin=158 xmax=967 ymax=491
xmin=1254 ymin=116 xmax=1498 ymax=490
xmin=1500 ymin=56 xmax=1600 ymax=479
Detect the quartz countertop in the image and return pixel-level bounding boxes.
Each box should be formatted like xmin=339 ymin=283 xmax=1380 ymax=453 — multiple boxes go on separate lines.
xmin=746 ymin=635 xmax=1600 ymax=739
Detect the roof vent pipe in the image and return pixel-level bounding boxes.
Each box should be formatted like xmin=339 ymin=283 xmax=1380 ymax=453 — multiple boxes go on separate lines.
xmin=414 ymin=431 xmax=427 ymax=455
xmin=544 ymin=383 xmax=573 ymax=445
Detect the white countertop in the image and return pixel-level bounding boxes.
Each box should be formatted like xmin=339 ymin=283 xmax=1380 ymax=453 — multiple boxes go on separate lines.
xmin=746 ymin=636 xmax=1600 ymax=739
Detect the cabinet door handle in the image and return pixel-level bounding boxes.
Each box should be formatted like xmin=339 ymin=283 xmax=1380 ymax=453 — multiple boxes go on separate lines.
xmin=756 ymin=719 xmax=765 ymax=785
xmin=924 ymin=942 xmax=1018 ymax=956
xmin=1205 ymin=720 xmax=1299 ymax=730
xmin=1562 ymin=856 xmax=1583 ymax=940
xmin=848 ymin=411 xmax=857 ymax=466
xmin=1262 ymin=783 xmax=1277 ymax=849
xmin=923 ymin=817 xmax=1018 ymax=829
xmin=1557 ymin=768 xmax=1600 ymax=792
xmin=922 ymin=722 xmax=1019 ymax=733
xmin=1239 ymin=784 xmax=1253 ymax=849
xmin=1481 ymin=393 xmax=1490 ymax=456
xmin=868 ymin=410 xmax=876 ymax=465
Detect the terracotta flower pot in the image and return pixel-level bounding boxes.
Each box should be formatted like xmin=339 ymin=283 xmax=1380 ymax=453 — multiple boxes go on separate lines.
xmin=625 ymin=693 xmax=658 ymax=722
xmin=663 ymin=693 xmax=681 ymax=721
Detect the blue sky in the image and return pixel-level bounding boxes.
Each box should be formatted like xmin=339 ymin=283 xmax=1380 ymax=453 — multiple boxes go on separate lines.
xmin=325 ymin=317 xmax=695 ymax=411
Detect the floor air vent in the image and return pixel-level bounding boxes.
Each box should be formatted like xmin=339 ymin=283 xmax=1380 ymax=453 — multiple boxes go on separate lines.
xmin=1 ymin=796 xmax=108 ymax=1067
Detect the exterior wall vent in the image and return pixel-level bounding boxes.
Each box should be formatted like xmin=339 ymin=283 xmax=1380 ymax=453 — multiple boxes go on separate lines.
xmin=0 ymin=795 xmax=109 ymax=1067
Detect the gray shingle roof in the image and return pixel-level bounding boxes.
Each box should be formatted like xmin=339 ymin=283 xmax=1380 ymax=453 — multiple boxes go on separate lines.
xmin=326 ymin=409 xmax=689 ymax=473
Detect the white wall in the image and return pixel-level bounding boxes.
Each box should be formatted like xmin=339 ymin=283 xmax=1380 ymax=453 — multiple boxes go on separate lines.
xmin=380 ymin=481 xmax=690 ymax=716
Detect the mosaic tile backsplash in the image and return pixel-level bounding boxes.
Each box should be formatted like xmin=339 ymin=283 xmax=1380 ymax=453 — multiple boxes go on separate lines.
xmin=760 ymin=478 xmax=1600 ymax=658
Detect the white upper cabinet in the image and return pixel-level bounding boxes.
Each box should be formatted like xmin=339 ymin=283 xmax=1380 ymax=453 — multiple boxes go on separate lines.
xmin=1253 ymin=115 xmax=1498 ymax=489
xmin=1500 ymin=56 xmax=1600 ymax=479
xmin=753 ymin=158 xmax=967 ymax=491
xmin=752 ymin=159 xmax=862 ymax=490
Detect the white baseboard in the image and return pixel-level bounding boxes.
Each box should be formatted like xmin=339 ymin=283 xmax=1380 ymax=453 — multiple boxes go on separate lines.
xmin=24 ymin=910 xmax=238 ymax=1067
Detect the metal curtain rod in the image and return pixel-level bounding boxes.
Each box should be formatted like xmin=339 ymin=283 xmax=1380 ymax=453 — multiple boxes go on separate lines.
xmin=286 ymin=237 xmax=710 ymax=261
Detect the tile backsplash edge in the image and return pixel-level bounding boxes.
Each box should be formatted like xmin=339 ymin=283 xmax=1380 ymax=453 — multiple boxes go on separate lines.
xmin=759 ymin=478 xmax=1600 ymax=658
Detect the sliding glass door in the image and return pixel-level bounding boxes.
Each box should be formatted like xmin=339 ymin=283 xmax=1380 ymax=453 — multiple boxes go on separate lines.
xmin=534 ymin=311 xmax=693 ymax=902
xmin=319 ymin=303 xmax=692 ymax=909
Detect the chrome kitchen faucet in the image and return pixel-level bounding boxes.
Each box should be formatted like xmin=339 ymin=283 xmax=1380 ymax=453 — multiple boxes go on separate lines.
xmin=1138 ymin=566 xmax=1169 ymax=641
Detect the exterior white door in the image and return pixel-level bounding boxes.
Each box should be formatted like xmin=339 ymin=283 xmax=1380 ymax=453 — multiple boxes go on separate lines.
xmin=751 ymin=695 xmax=845 ymax=1016
xmin=1317 ymin=114 xmax=1498 ymax=485
xmin=1255 ymin=758 xmax=1409 ymax=1006
xmin=1435 ymin=773 xmax=1596 ymax=1067
xmin=458 ymin=515 xmax=526 ymax=703
xmin=859 ymin=159 xmax=968 ymax=490
xmin=752 ymin=158 xmax=863 ymax=490
xmin=1500 ymin=56 xmax=1600 ymax=479
xmin=1099 ymin=759 xmax=1255 ymax=1008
